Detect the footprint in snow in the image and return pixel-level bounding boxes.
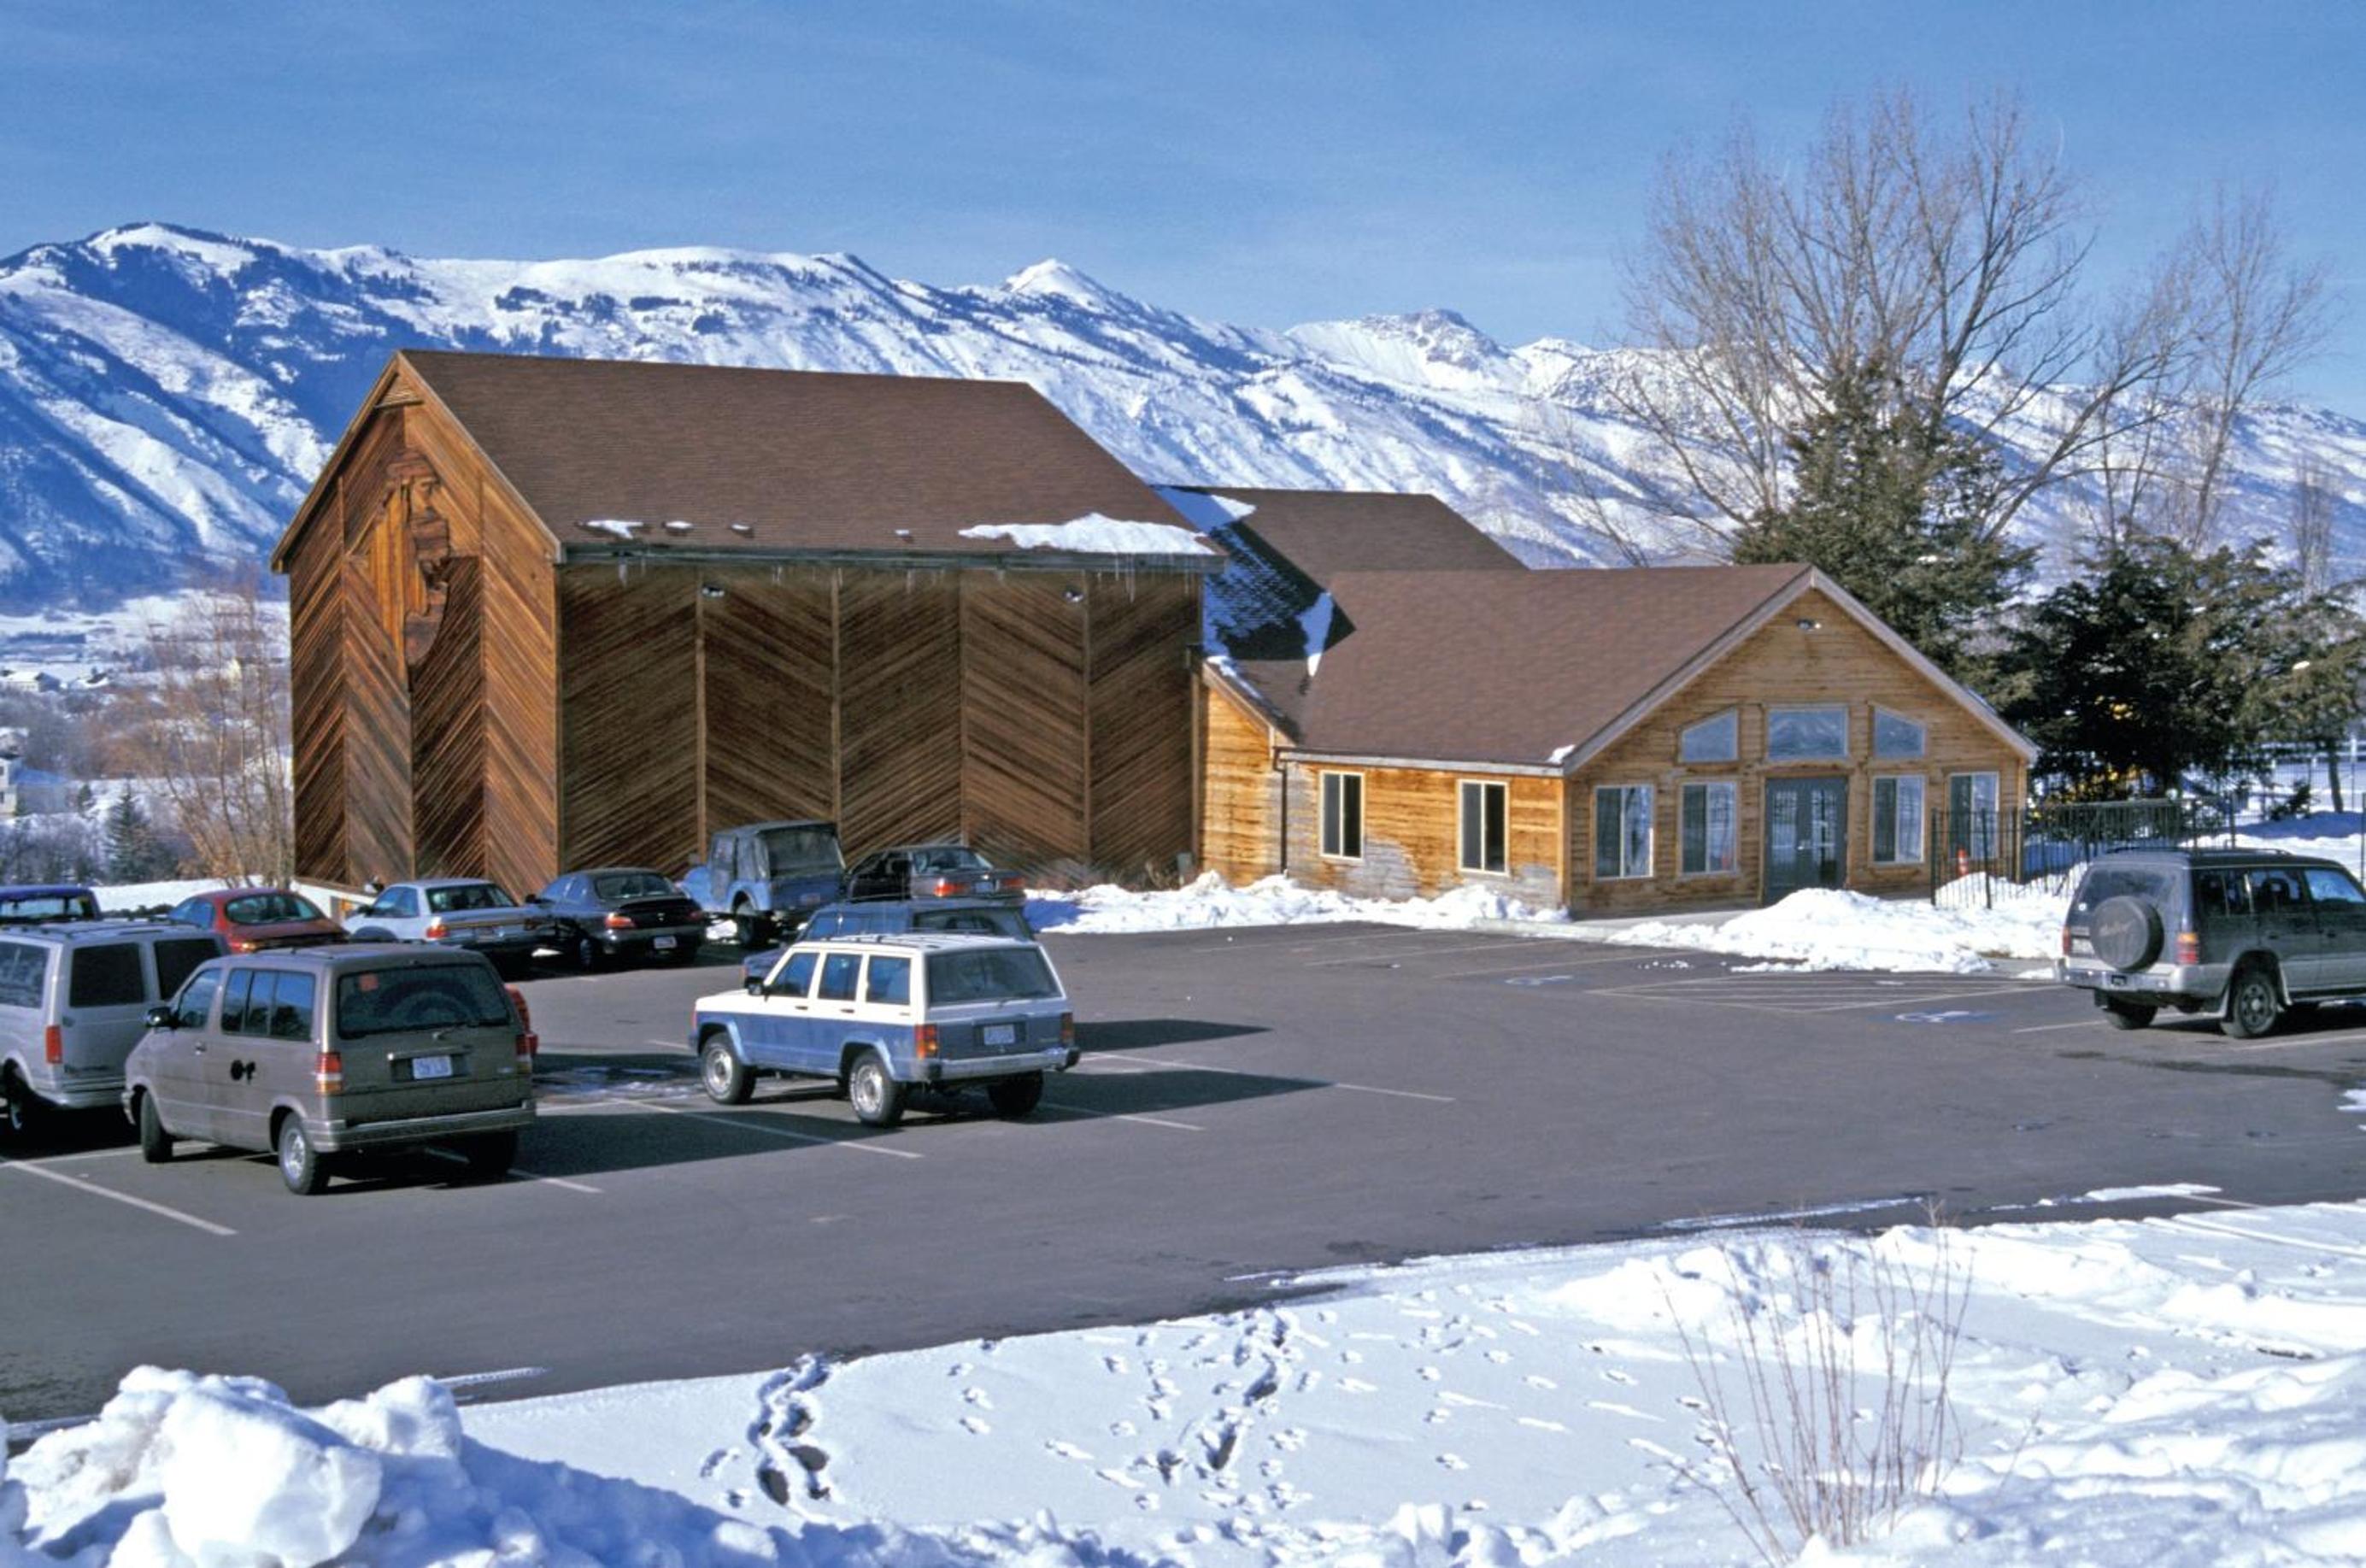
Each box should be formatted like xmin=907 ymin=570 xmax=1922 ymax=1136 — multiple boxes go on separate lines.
xmin=1601 ymin=1369 xmax=1636 ymax=1386
xmin=1424 ymin=1407 xmax=1449 ymax=1425
xmin=1044 ymin=1440 xmax=1094 ymax=1461
xmin=1095 ymin=1468 xmax=1136 ymax=1489
xmin=698 ymin=1448 xmax=731 ymax=1480
xmin=1418 ymin=1366 xmax=1442 ymax=1382
xmin=1103 ymin=1354 xmax=1130 ymax=1376
xmin=1295 ymin=1371 xmax=1322 ymax=1394
xmin=947 ymin=1362 xmax=971 ymax=1378
xmin=1437 ymin=1453 xmax=1469 ymax=1471
xmin=1338 ymin=1349 xmax=1365 ymax=1365
xmin=1135 ymin=1495 xmax=1160 ymax=1512
xmin=1525 ymin=1375 xmax=1559 ymax=1390
xmin=1518 ymin=1417 xmax=1570 ymax=1433
xmin=960 ymin=1416 xmax=990 ymax=1436
xmin=963 ymin=1387 xmax=994 ymax=1409
xmin=1271 ymin=1426 xmax=1307 ymax=1452
xmin=1482 ymin=1351 xmax=1512 ymax=1365
xmin=1336 ymin=1377 xmax=1378 ymax=1394
xmin=1317 ymin=1309 xmax=1339 ymax=1324
xmin=1109 ymin=1418 xmax=1138 ymax=1438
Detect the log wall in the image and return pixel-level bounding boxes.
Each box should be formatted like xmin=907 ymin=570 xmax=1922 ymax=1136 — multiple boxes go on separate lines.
xmin=1281 ymin=764 xmax=1563 ymax=906
xmin=1198 ymin=674 xmax=1283 ymax=884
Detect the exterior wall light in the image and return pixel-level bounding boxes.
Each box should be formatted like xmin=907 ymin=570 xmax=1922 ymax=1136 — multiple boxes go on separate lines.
xmin=1795 ymin=617 xmax=1822 ymax=631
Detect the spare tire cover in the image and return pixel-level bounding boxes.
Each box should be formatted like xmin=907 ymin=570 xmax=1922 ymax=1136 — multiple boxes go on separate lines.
xmin=2089 ymin=896 xmax=2164 ymax=972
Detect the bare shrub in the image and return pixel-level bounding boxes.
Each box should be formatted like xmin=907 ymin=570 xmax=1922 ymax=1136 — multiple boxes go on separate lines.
xmin=1666 ymin=1225 xmax=1970 ymax=1563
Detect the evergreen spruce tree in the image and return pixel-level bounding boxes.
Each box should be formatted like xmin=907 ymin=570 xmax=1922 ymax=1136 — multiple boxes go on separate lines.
xmin=104 ymin=785 xmax=171 ymax=883
xmin=1729 ymin=358 xmax=2034 ymax=689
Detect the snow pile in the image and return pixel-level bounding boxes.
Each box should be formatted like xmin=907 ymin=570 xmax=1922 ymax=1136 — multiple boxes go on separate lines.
xmin=958 ymin=515 xmax=1217 ymax=555
xmin=1030 ymin=871 xmax=1565 ymax=934
xmin=1604 ymin=882 xmax=2068 ymax=973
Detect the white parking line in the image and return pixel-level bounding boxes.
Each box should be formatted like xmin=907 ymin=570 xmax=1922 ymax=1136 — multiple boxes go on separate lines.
xmin=2219 ymin=1031 xmax=2366 ymax=1054
xmin=420 ymin=1148 xmax=602 ymax=1194
xmin=15 ymin=1145 xmax=146 ymax=1164
xmin=1039 ymin=1100 xmax=1206 ymax=1132
xmin=2013 ymin=1019 xmax=2103 ymax=1033
xmin=610 ymin=1095 xmax=925 ymax=1159
xmin=0 ymin=1157 xmax=236 ymax=1236
xmin=1427 ymin=950 xmax=1663 ymax=981
xmin=1327 ymin=1082 xmax=1458 ymax=1104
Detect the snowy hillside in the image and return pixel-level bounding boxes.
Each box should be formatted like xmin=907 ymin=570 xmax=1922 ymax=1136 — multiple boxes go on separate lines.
xmin=3 ymin=220 xmax=2364 ymax=614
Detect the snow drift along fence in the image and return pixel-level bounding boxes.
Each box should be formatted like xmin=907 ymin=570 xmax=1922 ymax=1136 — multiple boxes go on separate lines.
xmin=1929 ymin=797 xmax=2237 ymax=910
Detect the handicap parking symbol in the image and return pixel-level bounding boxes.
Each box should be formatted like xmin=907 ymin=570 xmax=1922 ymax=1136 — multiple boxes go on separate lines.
xmin=1893 ymin=1009 xmax=1999 ymax=1025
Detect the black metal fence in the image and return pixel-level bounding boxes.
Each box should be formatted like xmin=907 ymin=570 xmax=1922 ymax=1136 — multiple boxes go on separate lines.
xmin=1929 ymin=797 xmax=2239 ymax=910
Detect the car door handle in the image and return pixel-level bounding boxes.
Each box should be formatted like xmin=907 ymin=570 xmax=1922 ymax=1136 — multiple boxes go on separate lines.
xmin=191 ymin=1043 xmax=206 ymax=1054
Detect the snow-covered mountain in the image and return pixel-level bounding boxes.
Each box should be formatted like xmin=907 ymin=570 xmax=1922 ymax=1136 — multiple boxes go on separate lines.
xmin=2 ymin=220 xmax=2363 ymax=614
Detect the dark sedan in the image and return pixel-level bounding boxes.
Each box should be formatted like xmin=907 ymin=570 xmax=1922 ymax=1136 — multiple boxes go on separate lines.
xmin=531 ymin=867 xmax=707 ymax=970
xmin=841 ymin=843 xmax=1024 ymax=906
xmin=166 ymin=888 xmax=347 ymax=953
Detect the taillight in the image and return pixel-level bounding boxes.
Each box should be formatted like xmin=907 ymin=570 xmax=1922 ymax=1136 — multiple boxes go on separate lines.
xmin=315 ymin=1050 xmax=344 ymax=1092
xmin=424 ymin=919 xmax=449 ymax=940
xmin=232 ymin=938 xmax=260 ymax=954
xmin=914 ymin=1023 xmax=938 ymax=1059
xmin=2060 ymin=927 xmax=2071 ymax=957
xmin=605 ymin=912 xmax=634 ymax=930
xmin=1060 ymin=1013 xmax=1075 ymax=1048
xmin=931 ymin=878 xmax=959 ymax=897
xmin=516 ymin=1031 xmax=538 ymax=1072
xmin=44 ymin=1024 xmax=62 ymax=1065
xmin=2175 ymin=931 xmax=2201 ymax=966
xmin=505 ymin=986 xmax=531 ymax=1030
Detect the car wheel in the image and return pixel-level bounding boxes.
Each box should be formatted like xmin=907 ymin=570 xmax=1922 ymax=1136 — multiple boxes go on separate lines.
xmin=985 ymin=1072 xmax=1044 ymax=1118
xmin=137 ymin=1092 xmax=173 ymax=1162
xmin=2222 ymin=963 xmax=2282 ymax=1040
xmin=1 ymin=1072 xmax=36 ymax=1140
xmin=461 ymin=1130 xmax=518 ymax=1180
xmin=278 ymin=1115 xmax=329 ymax=1195
xmin=847 ymin=1052 xmax=907 ymax=1129
xmin=573 ymin=932 xmax=605 ymax=972
xmin=702 ymin=1035 xmax=754 ymax=1105
xmin=2099 ymin=999 xmax=2156 ymax=1031
xmin=732 ymin=904 xmax=765 ymax=949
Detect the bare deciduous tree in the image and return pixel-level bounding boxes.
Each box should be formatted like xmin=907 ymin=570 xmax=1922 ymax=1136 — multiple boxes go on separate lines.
xmin=2293 ymin=457 xmax=2339 ymax=596
xmin=119 ymin=583 xmax=293 ymax=884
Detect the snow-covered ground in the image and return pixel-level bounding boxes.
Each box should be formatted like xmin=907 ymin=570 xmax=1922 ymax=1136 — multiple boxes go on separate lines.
xmin=15 ymin=1194 xmax=2366 ymax=1566
xmin=1029 ymin=873 xmax=1565 ymax=936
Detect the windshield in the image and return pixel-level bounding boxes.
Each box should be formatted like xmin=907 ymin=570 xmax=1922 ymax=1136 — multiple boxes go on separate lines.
xmin=224 ymin=893 xmax=326 ymax=925
xmin=593 ymin=872 xmax=677 ymax=901
xmin=426 ymin=884 xmax=515 ymax=913
xmin=336 ymin=965 xmax=514 ymax=1038
xmin=912 ymin=847 xmax=989 ymax=874
xmin=758 ymin=826 xmax=842 ymax=876
xmin=926 ymin=947 xmax=1060 ymax=1004
xmin=0 ymin=890 xmax=97 ymax=921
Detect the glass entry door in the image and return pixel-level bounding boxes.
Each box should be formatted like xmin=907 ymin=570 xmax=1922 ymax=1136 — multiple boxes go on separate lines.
xmin=1764 ymin=777 xmax=1848 ymax=902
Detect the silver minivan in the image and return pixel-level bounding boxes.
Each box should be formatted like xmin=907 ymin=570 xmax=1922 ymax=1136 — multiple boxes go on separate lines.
xmin=0 ymin=922 xmax=226 ymax=1135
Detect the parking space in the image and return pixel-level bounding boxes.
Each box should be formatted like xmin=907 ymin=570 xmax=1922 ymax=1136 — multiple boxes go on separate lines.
xmin=6 ymin=922 xmax=2363 ymax=1426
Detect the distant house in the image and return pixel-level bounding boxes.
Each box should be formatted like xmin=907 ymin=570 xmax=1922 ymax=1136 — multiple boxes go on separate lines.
xmin=271 ymin=351 xmax=1220 ymax=895
xmin=0 ymin=758 xmax=73 ymax=818
xmin=1195 ymin=501 xmax=2035 ymax=911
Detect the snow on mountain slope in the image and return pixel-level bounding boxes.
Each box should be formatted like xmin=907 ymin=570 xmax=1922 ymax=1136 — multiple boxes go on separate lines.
xmin=1 ymin=220 xmax=2363 ymax=614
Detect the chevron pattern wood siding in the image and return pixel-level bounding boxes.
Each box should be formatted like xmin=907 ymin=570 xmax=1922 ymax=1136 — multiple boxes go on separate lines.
xmin=1086 ymin=575 xmax=1197 ymax=877
xmin=838 ymin=573 xmax=964 ymax=853
xmin=558 ymin=566 xmax=700 ymax=872
xmin=288 ymin=516 xmax=345 ymax=884
xmin=702 ymin=569 xmax=837 ymax=832
xmin=475 ymin=478 xmax=561 ymax=901
xmin=960 ymin=574 xmax=1089 ymax=867
xmin=338 ymin=550 xmax=414 ymax=887
xmin=408 ymin=557 xmax=484 ymax=878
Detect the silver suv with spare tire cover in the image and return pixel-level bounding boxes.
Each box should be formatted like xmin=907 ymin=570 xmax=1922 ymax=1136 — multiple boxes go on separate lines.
xmin=2058 ymin=847 xmax=2366 ymax=1037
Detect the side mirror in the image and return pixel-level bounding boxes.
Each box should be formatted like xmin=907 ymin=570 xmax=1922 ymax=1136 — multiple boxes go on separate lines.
xmin=145 ymin=1005 xmax=177 ymax=1030
xmin=744 ymin=978 xmax=765 ymax=996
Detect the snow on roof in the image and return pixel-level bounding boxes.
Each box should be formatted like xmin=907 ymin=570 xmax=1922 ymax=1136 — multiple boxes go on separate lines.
xmin=957 ymin=514 xmax=1217 ymax=556
xmin=579 ymin=518 xmax=645 ymax=539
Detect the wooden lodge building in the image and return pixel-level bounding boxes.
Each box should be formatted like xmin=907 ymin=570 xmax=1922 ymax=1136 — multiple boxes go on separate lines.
xmin=278 ymin=349 xmax=2033 ymax=913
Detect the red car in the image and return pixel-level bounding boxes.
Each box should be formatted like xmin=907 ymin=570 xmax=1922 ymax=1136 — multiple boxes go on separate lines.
xmin=165 ymin=888 xmax=348 ymax=954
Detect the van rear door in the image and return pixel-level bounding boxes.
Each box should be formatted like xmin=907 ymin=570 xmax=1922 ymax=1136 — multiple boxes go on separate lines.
xmin=62 ymin=940 xmax=153 ymax=1086
xmin=330 ymin=962 xmax=528 ymax=1123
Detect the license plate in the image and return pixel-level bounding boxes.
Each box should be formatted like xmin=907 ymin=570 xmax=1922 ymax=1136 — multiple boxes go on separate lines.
xmin=2105 ymin=974 xmax=2128 ymax=988
xmin=654 ymin=935 xmax=677 ymax=950
xmin=410 ymin=1054 xmax=454 ymax=1080
xmin=982 ymin=1024 xmax=1017 ymax=1048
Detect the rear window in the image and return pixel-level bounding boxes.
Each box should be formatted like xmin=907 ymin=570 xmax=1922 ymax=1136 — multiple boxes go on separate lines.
xmin=2193 ymin=871 xmax=2253 ymax=923
xmin=68 ymin=944 xmax=147 ymax=1007
xmin=915 ymin=908 xmax=1029 ymax=939
xmin=224 ymin=893 xmax=325 ymax=925
xmin=0 ymin=890 xmax=97 ymax=921
xmin=757 ymin=826 xmax=842 ymax=876
xmin=0 ymin=942 xmax=47 ymax=1009
xmin=926 ymin=947 xmax=1060 ymax=1004
xmin=912 ymin=848 xmax=989 ymax=873
xmin=592 ymin=872 xmax=675 ymax=901
xmin=154 ymin=938 xmax=221 ymax=997
xmin=426 ymin=884 xmax=514 ymax=914
xmin=335 ymin=964 xmax=512 ymax=1039
xmin=2070 ymin=866 xmax=2176 ymax=921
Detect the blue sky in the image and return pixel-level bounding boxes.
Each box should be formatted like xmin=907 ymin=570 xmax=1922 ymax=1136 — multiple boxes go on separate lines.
xmin=6 ymin=0 xmax=2363 ymax=405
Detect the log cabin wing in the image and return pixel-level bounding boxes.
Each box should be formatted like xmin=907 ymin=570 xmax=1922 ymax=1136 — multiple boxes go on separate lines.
xmin=1195 ymin=536 xmax=2037 ymax=912
xmin=272 ymin=350 xmax=1221 ymax=894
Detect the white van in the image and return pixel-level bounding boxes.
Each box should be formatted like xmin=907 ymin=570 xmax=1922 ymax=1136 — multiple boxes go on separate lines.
xmin=0 ymin=922 xmax=226 ymax=1135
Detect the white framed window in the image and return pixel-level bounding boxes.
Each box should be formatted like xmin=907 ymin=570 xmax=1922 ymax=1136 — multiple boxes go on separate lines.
xmin=1768 ymin=705 xmax=1849 ymax=761
xmin=1679 ymin=709 xmax=1740 ymax=765
xmin=1873 ymin=709 xmax=1927 ymax=760
xmin=1319 ymin=771 xmax=1364 ymax=860
xmin=1680 ymin=781 xmax=1738 ymax=876
xmin=1872 ymin=775 xmax=1925 ymax=864
xmin=1458 ymin=779 xmax=1507 ymax=875
xmin=1593 ymin=784 xmax=1653 ymax=880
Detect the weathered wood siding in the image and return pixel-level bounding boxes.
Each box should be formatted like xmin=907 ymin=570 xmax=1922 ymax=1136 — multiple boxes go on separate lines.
xmin=556 ymin=565 xmax=699 ymax=873
xmin=1283 ymin=764 xmax=1563 ymax=907
xmin=1199 ymin=674 xmax=1283 ymax=884
xmin=962 ymin=573 xmax=1089 ymax=866
xmin=839 ymin=572 xmax=966 ymax=854
xmin=701 ymin=567 xmax=839 ymax=835
xmin=286 ymin=487 xmax=346 ymax=886
xmin=1086 ymin=575 xmax=1197 ymax=879
xmin=1565 ymin=588 xmax=2027 ymax=913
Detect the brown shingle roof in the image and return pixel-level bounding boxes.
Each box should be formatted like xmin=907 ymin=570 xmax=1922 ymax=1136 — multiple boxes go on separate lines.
xmin=1192 ymin=488 xmax=1524 ymax=584
xmin=1225 ymin=564 xmax=1816 ymax=766
xmin=395 ymin=350 xmax=1205 ymax=561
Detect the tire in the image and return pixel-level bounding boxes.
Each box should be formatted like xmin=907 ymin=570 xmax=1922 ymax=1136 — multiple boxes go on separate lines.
xmin=278 ymin=1115 xmax=329 ymax=1195
xmin=1 ymin=1071 xmax=37 ymax=1140
xmin=574 ymin=931 xmax=606 ymax=972
xmin=702 ymin=1034 xmax=754 ymax=1105
xmin=733 ymin=906 xmax=767 ymax=950
xmin=137 ymin=1092 xmax=173 ymax=1162
xmin=985 ymin=1072 xmax=1044 ymax=1118
xmin=847 ymin=1052 xmax=907 ymax=1129
xmin=2222 ymin=963 xmax=2282 ymax=1040
xmin=2099 ymin=999 xmax=2156 ymax=1031
xmin=2089 ymin=896 xmax=2165 ymax=972
xmin=461 ymin=1130 xmax=518 ymax=1179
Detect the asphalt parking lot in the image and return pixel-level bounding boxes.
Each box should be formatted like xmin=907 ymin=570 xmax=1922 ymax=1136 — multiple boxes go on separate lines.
xmin=6 ymin=922 xmax=2365 ymax=1426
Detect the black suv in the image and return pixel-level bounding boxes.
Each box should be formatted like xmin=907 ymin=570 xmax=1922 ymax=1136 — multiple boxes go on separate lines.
xmin=2058 ymin=847 xmax=2366 ymax=1036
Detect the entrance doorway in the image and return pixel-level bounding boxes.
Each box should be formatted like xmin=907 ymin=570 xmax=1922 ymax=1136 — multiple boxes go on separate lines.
xmin=1764 ymin=777 xmax=1847 ymax=902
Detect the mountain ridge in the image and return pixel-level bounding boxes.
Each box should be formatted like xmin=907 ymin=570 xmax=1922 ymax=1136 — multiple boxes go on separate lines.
xmin=0 ymin=220 xmax=2360 ymax=614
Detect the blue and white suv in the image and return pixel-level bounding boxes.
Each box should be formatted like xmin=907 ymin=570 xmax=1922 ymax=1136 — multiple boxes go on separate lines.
xmin=690 ymin=932 xmax=1077 ymax=1127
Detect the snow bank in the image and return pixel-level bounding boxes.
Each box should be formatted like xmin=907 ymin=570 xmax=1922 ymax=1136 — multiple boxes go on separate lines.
xmin=1602 ymin=882 xmax=2068 ymax=973
xmin=958 ymin=515 xmax=1217 ymax=555
xmin=1030 ymin=871 xmax=1565 ymax=934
